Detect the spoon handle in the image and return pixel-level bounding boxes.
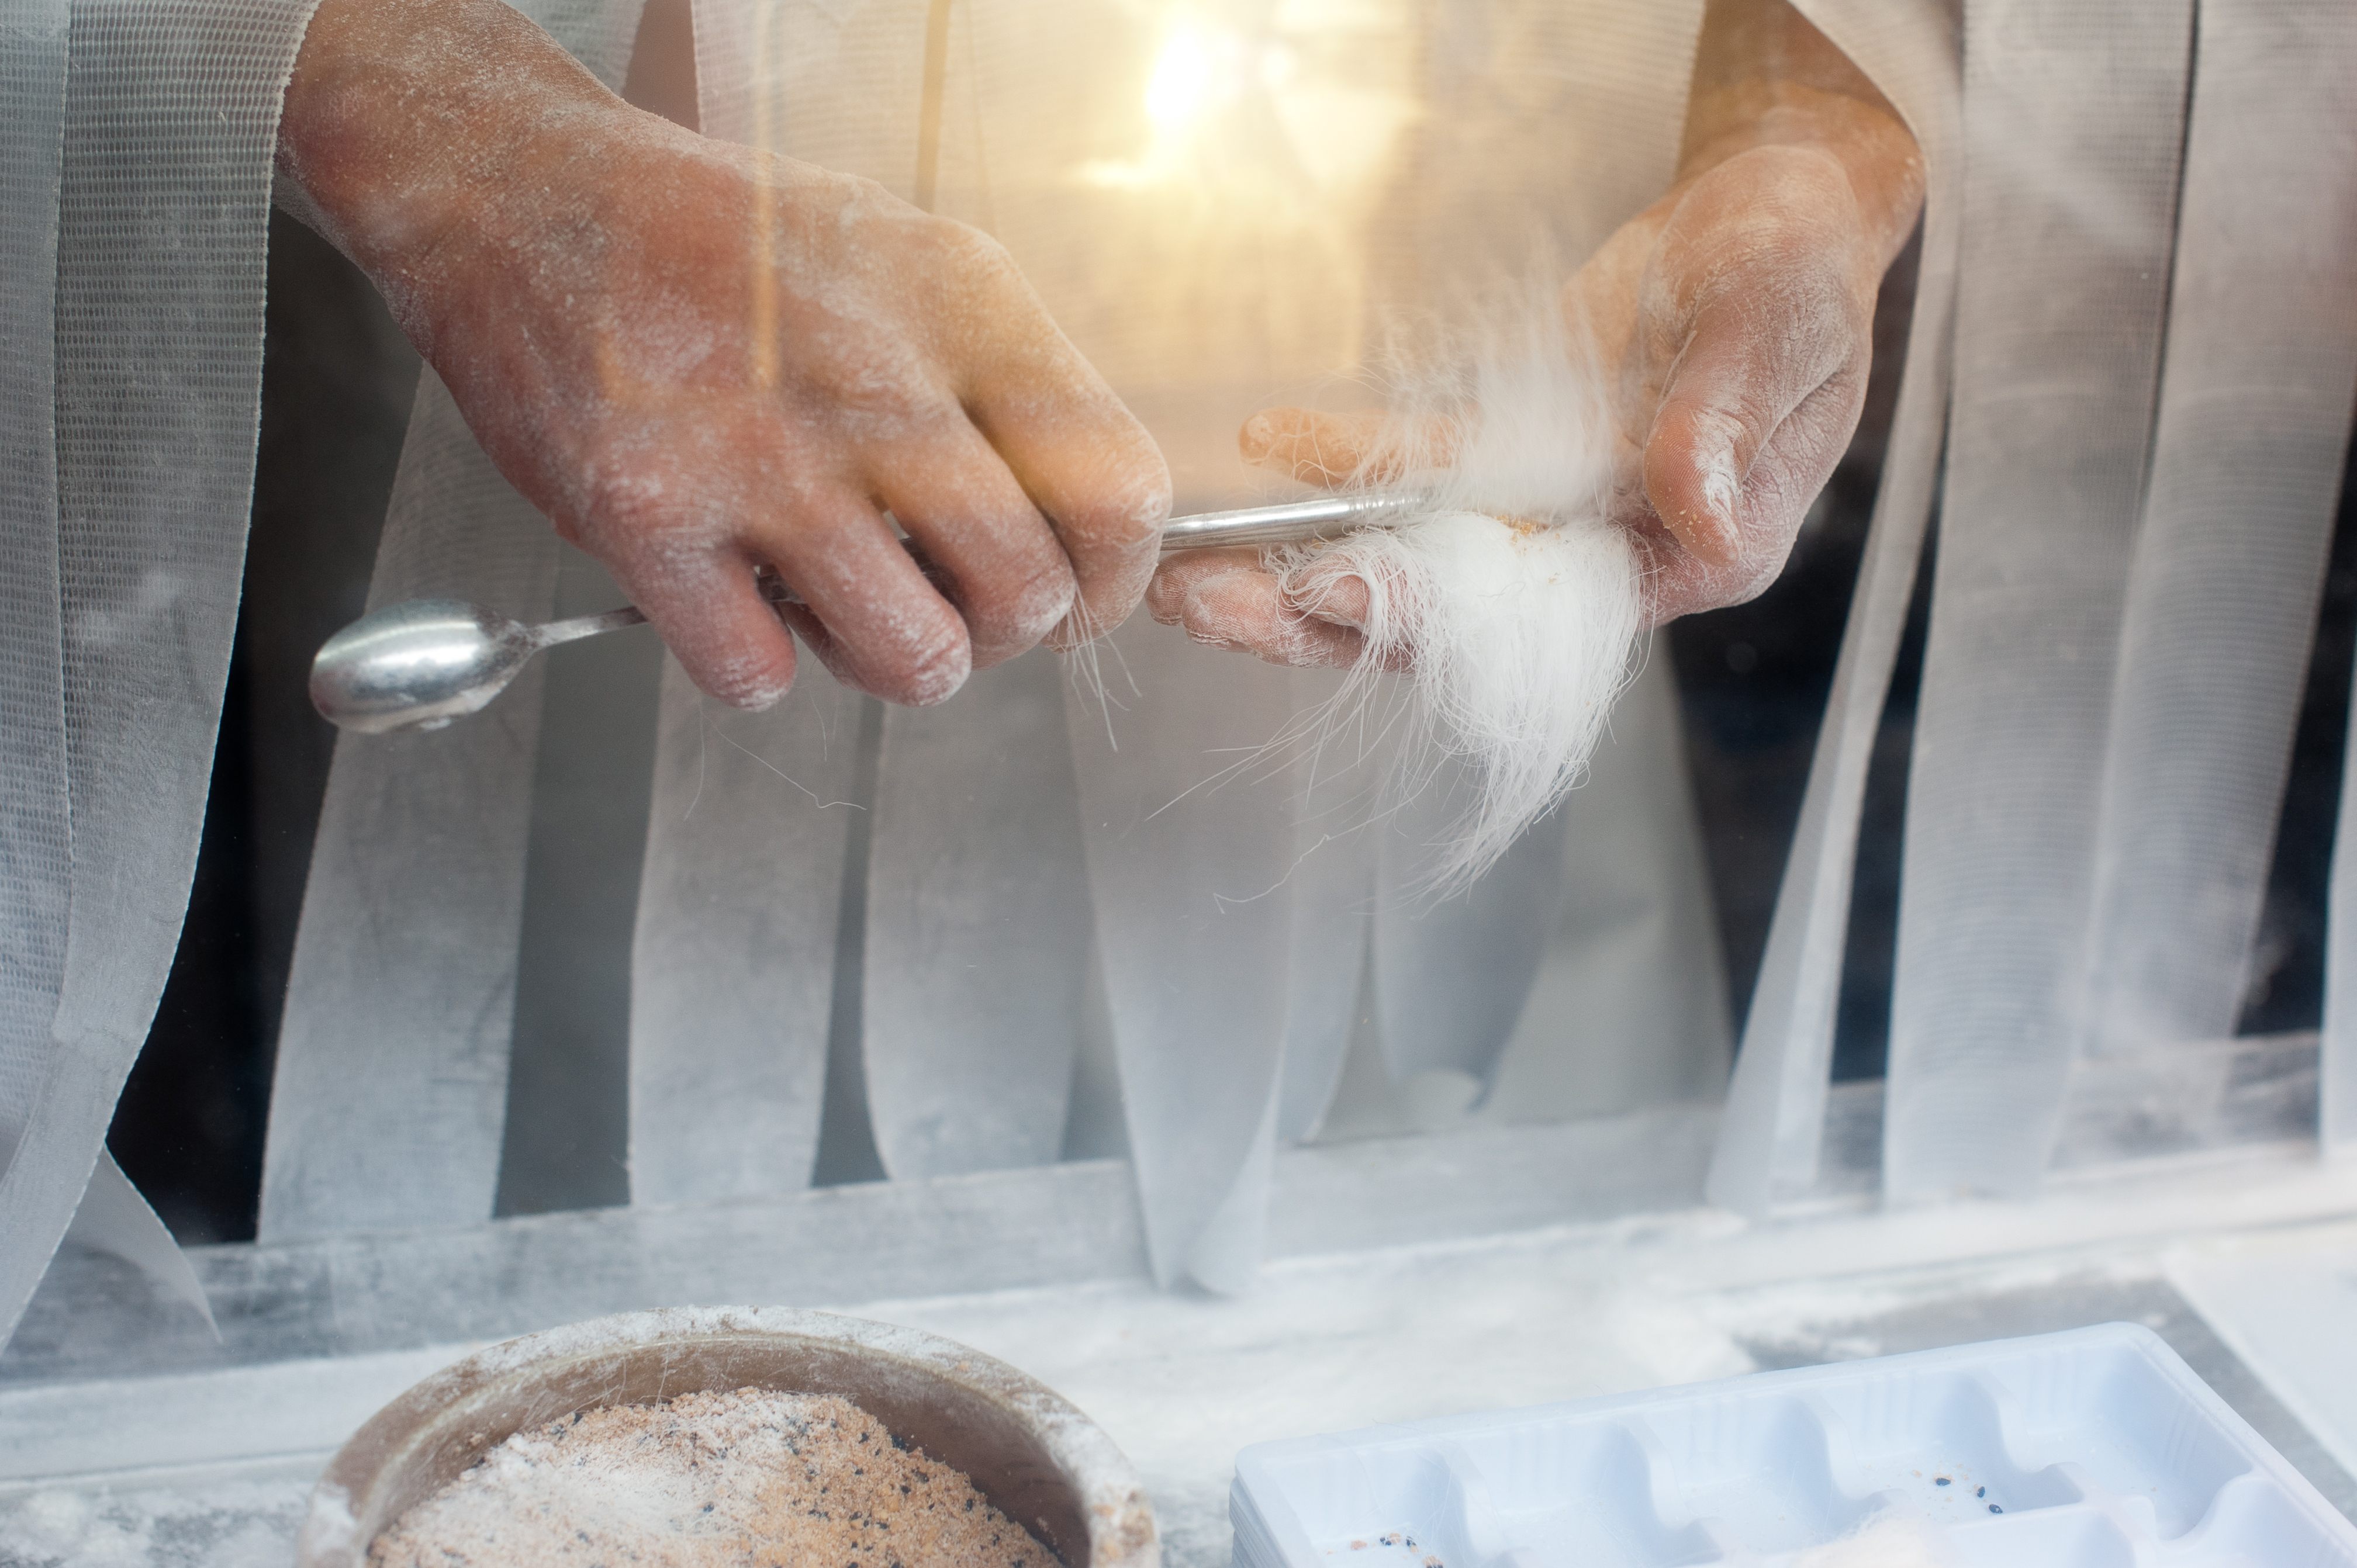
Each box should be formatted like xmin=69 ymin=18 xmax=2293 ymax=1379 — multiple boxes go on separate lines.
xmin=532 ymin=604 xmax=647 ymax=649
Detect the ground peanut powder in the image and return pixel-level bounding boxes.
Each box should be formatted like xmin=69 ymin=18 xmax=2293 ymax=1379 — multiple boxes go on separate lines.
xmin=368 ymin=1387 xmax=1060 ymax=1568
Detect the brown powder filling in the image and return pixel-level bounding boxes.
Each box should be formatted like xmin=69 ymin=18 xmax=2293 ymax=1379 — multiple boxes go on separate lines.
xmin=368 ymin=1387 xmax=1060 ymax=1568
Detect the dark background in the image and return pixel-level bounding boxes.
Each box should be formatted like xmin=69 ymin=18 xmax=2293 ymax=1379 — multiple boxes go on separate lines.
xmin=106 ymin=214 xmax=2357 ymax=1243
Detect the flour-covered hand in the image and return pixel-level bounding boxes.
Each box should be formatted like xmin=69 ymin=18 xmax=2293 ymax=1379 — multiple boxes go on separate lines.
xmin=279 ymin=0 xmax=1170 ymax=709
xmin=1150 ymin=0 xmax=1921 ymax=663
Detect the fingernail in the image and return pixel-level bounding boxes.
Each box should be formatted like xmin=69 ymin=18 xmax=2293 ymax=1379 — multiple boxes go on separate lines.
xmin=1239 ymin=410 xmax=1277 ymax=459
xmin=1281 ymin=578 xmax=1365 ymax=631
xmin=1181 ymin=577 xmax=1246 ymax=647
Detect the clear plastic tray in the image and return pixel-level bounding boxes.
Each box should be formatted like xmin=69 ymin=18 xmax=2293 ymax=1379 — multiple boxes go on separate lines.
xmin=1230 ymin=1323 xmax=2357 ymax=1566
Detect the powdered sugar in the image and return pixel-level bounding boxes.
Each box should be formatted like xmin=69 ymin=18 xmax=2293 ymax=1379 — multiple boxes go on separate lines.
xmin=368 ymin=1388 xmax=1059 ymax=1568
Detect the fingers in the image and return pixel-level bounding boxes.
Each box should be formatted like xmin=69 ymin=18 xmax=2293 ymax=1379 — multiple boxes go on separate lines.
xmin=620 ymin=540 xmax=801 ymax=709
xmin=959 ymin=298 xmax=1171 ymax=653
xmin=1240 ymin=408 xmax=1383 ymax=486
xmin=1239 ymin=407 xmax=1460 ymax=487
xmin=1148 ymin=548 xmax=1371 ymax=670
xmin=745 ymin=483 xmax=973 ymax=705
xmin=869 ymin=418 xmax=1077 ymax=671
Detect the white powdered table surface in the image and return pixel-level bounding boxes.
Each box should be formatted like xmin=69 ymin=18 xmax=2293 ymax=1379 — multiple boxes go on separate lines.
xmin=7 ymin=1151 xmax=2357 ymax=1568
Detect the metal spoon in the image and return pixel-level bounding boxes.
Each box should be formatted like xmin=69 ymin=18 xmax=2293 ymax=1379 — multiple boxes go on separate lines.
xmin=310 ymin=490 xmax=1428 ymax=733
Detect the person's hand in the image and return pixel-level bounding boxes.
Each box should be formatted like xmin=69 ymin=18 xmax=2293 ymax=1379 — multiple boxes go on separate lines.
xmin=1149 ymin=0 xmax=1922 ymax=668
xmin=278 ymin=0 xmax=1170 ymax=708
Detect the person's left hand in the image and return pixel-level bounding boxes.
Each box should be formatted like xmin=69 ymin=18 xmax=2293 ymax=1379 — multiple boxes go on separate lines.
xmin=1148 ymin=6 xmax=1923 ymax=669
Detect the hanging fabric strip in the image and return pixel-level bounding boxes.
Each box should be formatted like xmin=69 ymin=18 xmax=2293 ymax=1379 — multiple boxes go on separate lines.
xmin=627 ymin=0 xmax=864 ymax=1205
xmin=1275 ymin=667 xmax=1377 ymax=1143
xmin=1373 ymin=783 xmax=1567 ymax=1088
xmin=260 ymin=0 xmax=648 ymax=1241
xmin=1883 ymin=0 xmax=2193 ymax=1203
xmin=628 ymin=657 xmax=862 ymax=1202
xmin=1492 ymin=657 xmax=1733 ymax=1122
xmin=2079 ymin=0 xmax=2357 ymax=1061
xmin=1706 ymin=0 xmax=1960 ymax=1215
xmin=956 ymin=0 xmax=1367 ymax=1283
xmin=2334 ymin=731 xmax=2357 ymax=1157
xmin=804 ymin=0 xmax=1104 ymax=1183
xmin=1064 ymin=617 xmax=1301 ymax=1292
xmin=260 ymin=375 xmax=562 ymax=1240
xmin=0 ymin=0 xmax=82 ymax=1338
xmin=1367 ymin=0 xmax=1708 ymax=1124
xmin=0 ymin=0 xmax=71 ymax=1190
xmin=61 ymin=1152 xmax=216 ymax=1331
xmin=864 ymin=652 xmax=1093 ymax=1179
xmin=0 ymin=0 xmax=318 ymax=1343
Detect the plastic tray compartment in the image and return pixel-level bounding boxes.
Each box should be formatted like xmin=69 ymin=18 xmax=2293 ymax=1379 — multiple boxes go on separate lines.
xmin=1231 ymin=1323 xmax=2357 ymax=1567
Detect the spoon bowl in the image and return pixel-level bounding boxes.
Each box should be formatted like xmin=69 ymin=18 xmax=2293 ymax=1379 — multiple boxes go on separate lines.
xmin=310 ymin=598 xmax=540 ymax=735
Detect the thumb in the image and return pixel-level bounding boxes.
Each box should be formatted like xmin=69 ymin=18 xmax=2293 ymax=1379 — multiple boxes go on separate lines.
xmin=1642 ymin=288 xmax=1847 ymax=569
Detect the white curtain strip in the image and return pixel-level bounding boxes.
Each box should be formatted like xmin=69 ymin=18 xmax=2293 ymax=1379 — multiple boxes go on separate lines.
xmin=1274 ymin=665 xmax=1377 ymax=1143
xmin=856 ymin=0 xmax=1100 ymax=1184
xmin=0 ymin=0 xmax=73 ymax=1205
xmin=62 ymin=1152 xmax=215 ymax=1331
xmin=863 ymin=653 xmax=1093 ymax=1179
xmin=261 ymin=375 xmax=562 ymax=1239
xmin=1884 ymin=0 xmax=2193 ymax=1202
xmin=261 ymin=0 xmax=648 ymax=1241
xmin=0 ymin=11 xmax=189 ymax=1325
xmin=2294 ymin=11 xmax=2357 ymax=1160
xmin=1706 ymin=0 xmax=1961 ymax=1215
xmin=1364 ymin=0 xmax=1708 ymax=1127
xmin=1373 ymin=788 xmax=1569 ymax=1085
xmin=1063 ymin=617 xmax=1303 ymax=1291
xmin=1489 ymin=657 xmax=1732 ymax=1123
xmin=627 ymin=0 xmax=877 ymax=1205
xmin=628 ymin=659 xmax=862 ymax=1202
xmin=0 ymin=0 xmax=319 ymax=1341
xmin=2079 ymin=0 xmax=2357 ymax=1061
xmin=963 ymin=0 xmax=1321 ymax=1282
xmin=2335 ymin=749 xmax=2357 ymax=1157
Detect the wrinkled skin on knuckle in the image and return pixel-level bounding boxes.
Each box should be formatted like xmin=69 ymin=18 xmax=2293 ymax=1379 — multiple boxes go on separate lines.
xmin=962 ymin=553 xmax=1079 ymax=666
xmin=1593 ymin=143 xmax=1891 ymax=623
xmin=692 ymin=641 xmax=797 ymax=709
xmin=869 ymin=611 xmax=973 ymax=706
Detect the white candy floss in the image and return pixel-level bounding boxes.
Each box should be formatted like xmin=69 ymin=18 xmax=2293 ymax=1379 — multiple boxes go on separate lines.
xmin=1274 ymin=295 xmax=1643 ymax=894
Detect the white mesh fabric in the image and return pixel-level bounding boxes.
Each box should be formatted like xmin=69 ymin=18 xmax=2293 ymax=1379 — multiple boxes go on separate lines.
xmin=260 ymin=375 xmax=567 ymax=1240
xmin=0 ymin=0 xmax=319 ymax=1341
xmin=628 ymin=657 xmax=862 ymax=1202
xmin=1373 ymin=785 xmax=1568 ymax=1085
xmin=2336 ymin=733 xmax=2357 ymax=1155
xmin=1062 ymin=618 xmax=1303 ymax=1290
xmin=1274 ymin=664 xmax=1377 ymax=1143
xmin=1707 ymin=0 xmax=1960 ymax=1215
xmin=0 ymin=2 xmax=72 ymax=1172
xmin=2078 ymin=0 xmax=2357 ymax=1062
xmin=1884 ymin=0 xmax=2192 ymax=1201
xmin=622 ymin=0 xmax=897 ymax=1205
xmin=863 ymin=653 xmax=1093 ymax=1180
xmin=1487 ymin=659 xmax=1732 ymax=1122
xmin=256 ymin=0 xmax=648 ymax=1241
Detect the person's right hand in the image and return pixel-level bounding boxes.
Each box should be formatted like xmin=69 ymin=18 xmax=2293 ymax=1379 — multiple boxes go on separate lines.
xmin=278 ymin=0 xmax=1171 ymax=709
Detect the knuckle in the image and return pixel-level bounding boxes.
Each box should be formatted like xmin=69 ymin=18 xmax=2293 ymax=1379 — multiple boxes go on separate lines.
xmin=699 ymin=649 xmax=795 ymax=710
xmin=980 ymin=554 xmax=1079 ymax=639
xmin=871 ymin=610 xmax=971 ymax=707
